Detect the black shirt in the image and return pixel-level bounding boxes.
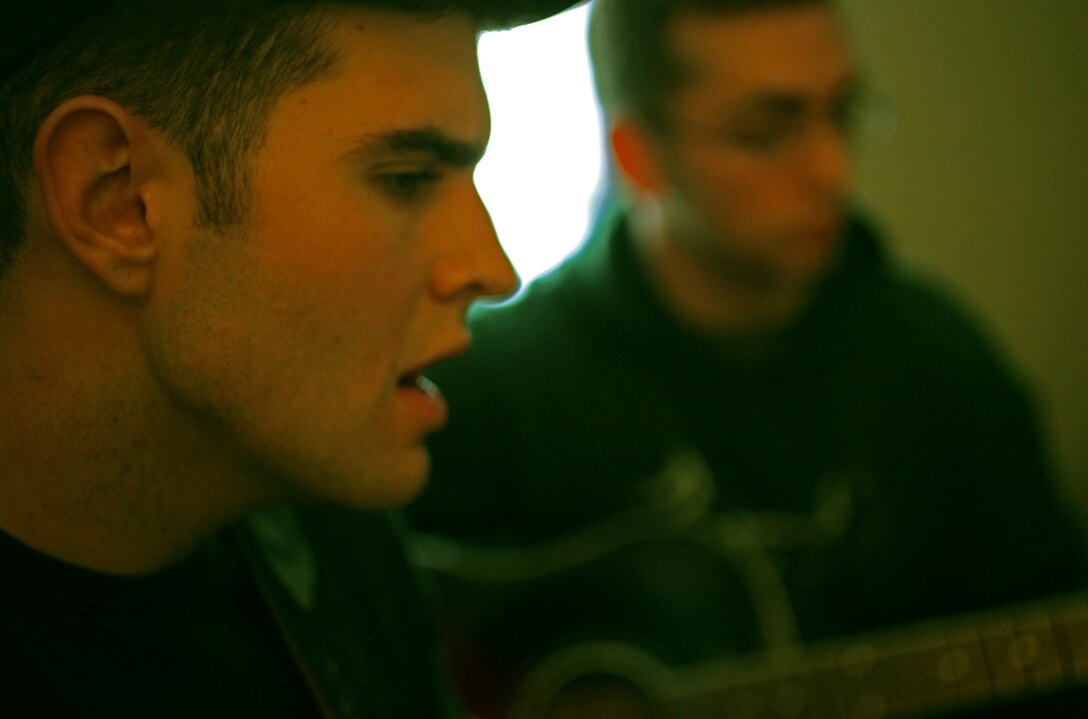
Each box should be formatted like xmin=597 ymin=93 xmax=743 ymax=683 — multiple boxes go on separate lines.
xmin=0 ymin=526 xmax=320 ymax=717
xmin=2 ymin=500 xmax=461 ymax=719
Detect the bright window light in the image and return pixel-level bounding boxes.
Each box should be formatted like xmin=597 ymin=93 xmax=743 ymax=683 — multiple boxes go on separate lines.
xmin=476 ymin=4 xmax=604 ymax=286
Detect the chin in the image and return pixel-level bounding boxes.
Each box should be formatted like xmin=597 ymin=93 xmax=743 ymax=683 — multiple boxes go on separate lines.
xmin=770 ymin=242 xmax=838 ymax=287
xmin=265 ymin=444 xmax=430 ymax=511
xmin=335 ymin=448 xmax=432 ymax=509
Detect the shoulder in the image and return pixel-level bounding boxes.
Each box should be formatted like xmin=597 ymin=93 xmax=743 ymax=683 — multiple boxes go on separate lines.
xmin=880 ymin=268 xmax=1020 ymax=389
xmin=244 ymin=507 xmax=458 ymax=716
xmin=834 ymin=218 xmax=1023 ymax=387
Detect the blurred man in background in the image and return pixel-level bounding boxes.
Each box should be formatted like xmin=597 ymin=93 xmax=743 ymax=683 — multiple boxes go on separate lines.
xmin=409 ymin=0 xmax=1088 ymax=716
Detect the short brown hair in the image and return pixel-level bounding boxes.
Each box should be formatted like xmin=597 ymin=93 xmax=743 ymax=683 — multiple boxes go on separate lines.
xmin=588 ymin=0 xmax=828 ymax=128
xmin=0 ymin=0 xmax=479 ymax=277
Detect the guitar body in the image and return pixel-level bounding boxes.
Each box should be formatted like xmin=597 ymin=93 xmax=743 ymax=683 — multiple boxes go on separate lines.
xmin=432 ymin=532 xmax=766 ymax=718
xmin=412 ymin=448 xmax=1088 ymax=719
xmin=416 ymin=516 xmax=1088 ymax=719
xmin=416 ymin=451 xmax=801 ymax=717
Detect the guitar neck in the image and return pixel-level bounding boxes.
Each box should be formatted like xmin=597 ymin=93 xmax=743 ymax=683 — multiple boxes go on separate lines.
xmin=672 ymin=591 xmax=1088 ymax=719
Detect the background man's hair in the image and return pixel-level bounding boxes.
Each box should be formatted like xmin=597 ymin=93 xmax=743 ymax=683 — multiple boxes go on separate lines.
xmin=588 ymin=0 xmax=827 ymax=130
xmin=0 ymin=0 xmax=474 ymax=277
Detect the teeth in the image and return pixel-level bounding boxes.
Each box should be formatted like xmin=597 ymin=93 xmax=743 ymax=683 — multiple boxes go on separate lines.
xmin=415 ymin=375 xmax=439 ymax=396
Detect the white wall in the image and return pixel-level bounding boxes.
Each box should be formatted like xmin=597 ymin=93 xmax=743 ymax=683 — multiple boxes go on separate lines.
xmin=840 ymin=0 xmax=1088 ymax=507
xmin=476 ymin=4 xmax=602 ymax=284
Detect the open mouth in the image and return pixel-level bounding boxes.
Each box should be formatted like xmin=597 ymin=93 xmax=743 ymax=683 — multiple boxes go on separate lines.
xmin=394 ymin=352 xmax=459 ymax=428
xmin=397 ymin=372 xmax=439 ymax=396
xmin=395 ymin=369 xmax=448 ymax=429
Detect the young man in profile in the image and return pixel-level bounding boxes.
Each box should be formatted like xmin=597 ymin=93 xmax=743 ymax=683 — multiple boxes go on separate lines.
xmin=0 ymin=0 xmax=579 ymax=715
xmin=411 ymin=1 xmax=1088 ymax=716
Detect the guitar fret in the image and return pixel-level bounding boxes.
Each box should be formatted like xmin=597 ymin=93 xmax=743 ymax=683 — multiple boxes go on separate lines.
xmin=833 ymin=643 xmax=890 ymax=719
xmin=977 ymin=619 xmax=1025 ymax=699
xmin=979 ymin=610 xmax=1067 ymax=700
xmin=792 ymin=660 xmax=848 ymax=718
xmin=1014 ymin=610 xmax=1068 ymax=691
xmin=883 ymin=632 xmax=966 ymax=717
xmin=1049 ymin=594 xmax=1088 ymax=684
xmin=638 ymin=592 xmax=1088 ymax=719
xmin=681 ymin=660 xmax=837 ymax=718
xmin=761 ymin=659 xmax=837 ymax=718
xmin=939 ymin=625 xmax=996 ymax=710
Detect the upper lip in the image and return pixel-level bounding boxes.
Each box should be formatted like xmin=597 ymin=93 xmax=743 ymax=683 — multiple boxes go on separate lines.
xmin=399 ymin=340 xmax=470 ymax=383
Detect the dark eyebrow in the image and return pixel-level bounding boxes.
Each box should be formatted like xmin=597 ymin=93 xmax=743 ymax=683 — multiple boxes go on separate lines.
xmin=731 ymin=74 xmax=862 ymax=117
xmin=735 ymin=92 xmax=807 ymax=118
xmin=347 ymin=127 xmax=487 ymax=168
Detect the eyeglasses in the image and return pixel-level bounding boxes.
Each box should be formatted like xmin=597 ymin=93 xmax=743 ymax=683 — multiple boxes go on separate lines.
xmin=664 ymin=87 xmax=900 ymax=163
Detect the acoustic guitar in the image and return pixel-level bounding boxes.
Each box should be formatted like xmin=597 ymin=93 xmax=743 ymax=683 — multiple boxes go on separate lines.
xmin=411 ymin=452 xmax=1088 ymax=718
xmin=505 ymin=589 xmax=1088 ymax=719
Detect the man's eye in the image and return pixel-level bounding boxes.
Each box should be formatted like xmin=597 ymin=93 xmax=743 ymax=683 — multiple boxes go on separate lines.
xmin=728 ymin=127 xmax=793 ymax=153
xmin=832 ymin=95 xmax=861 ymax=136
xmin=379 ymin=170 xmax=442 ymax=201
xmin=725 ymin=118 xmax=803 ymax=154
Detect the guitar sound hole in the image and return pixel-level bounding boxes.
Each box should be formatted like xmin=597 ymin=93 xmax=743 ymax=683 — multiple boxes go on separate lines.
xmin=543 ymin=673 xmax=657 ymax=719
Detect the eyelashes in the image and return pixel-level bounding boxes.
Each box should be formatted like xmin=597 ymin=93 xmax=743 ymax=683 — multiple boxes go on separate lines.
xmin=377 ymin=169 xmax=444 ymax=203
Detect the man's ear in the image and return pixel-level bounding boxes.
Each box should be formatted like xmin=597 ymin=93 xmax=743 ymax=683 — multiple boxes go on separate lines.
xmin=610 ymin=116 xmax=667 ymax=197
xmin=33 ymin=96 xmax=158 ymax=298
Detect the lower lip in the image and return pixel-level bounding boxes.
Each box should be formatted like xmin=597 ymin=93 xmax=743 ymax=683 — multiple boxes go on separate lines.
xmin=398 ymin=379 xmax=449 ymax=431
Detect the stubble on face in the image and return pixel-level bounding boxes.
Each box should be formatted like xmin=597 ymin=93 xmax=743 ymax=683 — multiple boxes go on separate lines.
xmin=140 ymin=9 xmax=497 ymax=512
xmin=657 ymin=4 xmax=856 ymax=291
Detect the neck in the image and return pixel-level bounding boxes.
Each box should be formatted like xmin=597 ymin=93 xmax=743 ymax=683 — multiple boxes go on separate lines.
xmin=629 ymin=208 xmax=817 ymax=339
xmin=0 ymin=275 xmax=271 ymax=577
xmin=0 ymin=367 xmax=270 ymax=577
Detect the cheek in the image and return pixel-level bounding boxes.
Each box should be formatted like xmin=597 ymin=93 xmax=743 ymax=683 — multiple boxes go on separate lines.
xmin=142 ymin=239 xmax=264 ymax=436
xmin=689 ymin=157 xmax=801 ymax=235
xmin=254 ymin=203 xmax=406 ymax=328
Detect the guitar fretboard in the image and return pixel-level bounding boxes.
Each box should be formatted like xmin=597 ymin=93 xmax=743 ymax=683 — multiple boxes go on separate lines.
xmin=672 ymin=592 xmax=1088 ymax=719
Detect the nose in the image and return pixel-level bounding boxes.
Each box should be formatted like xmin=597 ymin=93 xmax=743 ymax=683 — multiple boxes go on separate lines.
xmin=429 ymin=184 xmax=520 ymax=302
xmin=804 ymin=120 xmax=854 ymax=198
